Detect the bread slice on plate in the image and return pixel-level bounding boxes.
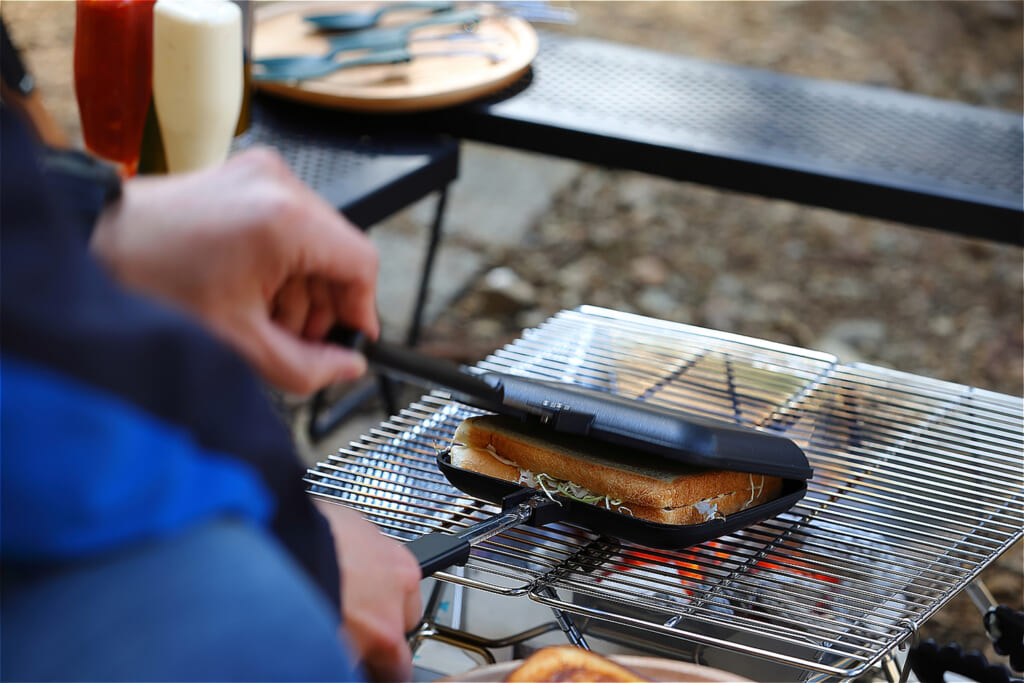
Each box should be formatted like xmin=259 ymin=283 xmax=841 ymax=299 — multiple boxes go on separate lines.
xmin=505 ymin=646 xmax=649 ymax=682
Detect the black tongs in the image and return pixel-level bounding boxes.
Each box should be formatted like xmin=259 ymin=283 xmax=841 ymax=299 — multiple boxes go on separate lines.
xmin=327 ymin=327 xmax=811 ymax=480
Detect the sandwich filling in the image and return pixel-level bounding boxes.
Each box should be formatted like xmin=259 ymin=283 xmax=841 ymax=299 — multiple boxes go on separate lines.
xmin=448 ymin=414 xmax=784 ymax=525
xmin=450 ymin=445 xmax=629 ymax=509
xmin=449 ymin=444 xmax=775 ymax=522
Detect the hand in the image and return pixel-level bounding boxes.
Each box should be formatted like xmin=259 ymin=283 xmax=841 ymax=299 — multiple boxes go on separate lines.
xmin=314 ymin=499 xmax=422 ymax=683
xmin=90 ymin=147 xmax=379 ymax=394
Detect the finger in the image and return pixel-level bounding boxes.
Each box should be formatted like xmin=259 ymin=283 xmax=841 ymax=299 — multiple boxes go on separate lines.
xmin=304 ymin=203 xmax=378 ymax=285
xmin=330 ymin=278 xmax=380 ymax=341
xmin=271 ymin=275 xmax=311 ymax=337
xmin=255 ymin=317 xmax=368 ymax=394
xmin=397 ymin=547 xmax=424 ymax=633
xmin=365 ymin=638 xmax=414 ymax=683
xmin=303 ymin=276 xmax=335 ymax=341
xmin=229 ymin=147 xmax=377 ymax=294
xmin=403 ymin=586 xmax=423 ymax=635
xmin=281 ymin=200 xmax=380 ymax=336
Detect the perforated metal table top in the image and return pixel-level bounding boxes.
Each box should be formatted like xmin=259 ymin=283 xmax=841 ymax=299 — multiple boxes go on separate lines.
xmin=423 ymin=33 xmax=1023 ymax=243
xmin=235 ymin=95 xmax=458 ymax=228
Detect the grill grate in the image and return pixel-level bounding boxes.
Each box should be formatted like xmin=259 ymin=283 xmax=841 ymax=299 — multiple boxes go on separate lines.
xmin=306 ymin=307 xmax=1023 ymax=677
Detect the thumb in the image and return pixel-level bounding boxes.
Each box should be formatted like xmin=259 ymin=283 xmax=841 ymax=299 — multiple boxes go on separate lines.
xmin=256 ymin=318 xmax=368 ymax=395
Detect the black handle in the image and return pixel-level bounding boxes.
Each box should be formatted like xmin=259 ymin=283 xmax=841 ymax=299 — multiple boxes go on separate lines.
xmin=986 ymin=606 xmax=1024 ymax=672
xmin=325 ymin=325 xmax=506 ymax=410
xmin=406 ymin=533 xmax=471 ymax=579
xmin=407 ymin=492 xmax=563 ymax=578
xmin=910 ymin=639 xmax=1021 ymax=683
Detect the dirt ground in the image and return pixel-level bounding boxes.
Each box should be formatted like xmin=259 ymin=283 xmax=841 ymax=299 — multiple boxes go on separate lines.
xmin=3 ymin=0 xmax=1021 ymax=674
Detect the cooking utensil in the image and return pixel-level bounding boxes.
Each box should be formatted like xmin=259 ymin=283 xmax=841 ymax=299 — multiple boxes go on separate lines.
xmin=253 ymin=31 xmax=494 ymax=79
xmin=317 ymin=8 xmax=480 ymax=52
xmin=304 ymin=1 xmax=455 ymax=32
xmin=482 ymin=1 xmax=578 ymax=25
xmin=327 ymin=328 xmax=812 ymax=576
xmin=252 ymin=2 xmax=534 ymax=112
xmin=252 ymin=46 xmax=502 ymax=83
xmin=305 ymin=2 xmax=576 ymax=32
xmin=253 ymin=9 xmax=481 ymax=79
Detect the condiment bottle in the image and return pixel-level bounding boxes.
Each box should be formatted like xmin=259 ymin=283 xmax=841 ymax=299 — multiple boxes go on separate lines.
xmin=152 ymin=0 xmax=242 ymax=173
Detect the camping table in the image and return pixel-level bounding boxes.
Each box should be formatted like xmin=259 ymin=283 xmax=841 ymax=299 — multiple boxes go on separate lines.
xmin=414 ymin=32 xmax=1022 ymax=245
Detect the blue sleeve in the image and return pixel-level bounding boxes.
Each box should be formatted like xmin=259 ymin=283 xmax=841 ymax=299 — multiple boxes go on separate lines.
xmin=0 ymin=105 xmax=340 ymax=606
xmin=1 ymin=355 xmax=274 ymax=560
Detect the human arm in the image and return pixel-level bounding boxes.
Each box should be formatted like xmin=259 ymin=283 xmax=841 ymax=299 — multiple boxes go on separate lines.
xmin=1 ymin=106 xmax=340 ymax=604
xmin=314 ymin=499 xmax=423 ymax=683
xmin=0 ymin=355 xmax=274 ymax=559
xmin=89 ymin=147 xmax=379 ymax=395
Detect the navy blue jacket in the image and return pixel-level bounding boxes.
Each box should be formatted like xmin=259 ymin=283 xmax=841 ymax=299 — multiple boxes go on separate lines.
xmin=0 ymin=106 xmax=340 ymax=608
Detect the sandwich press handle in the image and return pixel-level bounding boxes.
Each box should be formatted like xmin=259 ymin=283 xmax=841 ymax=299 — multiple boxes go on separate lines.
xmin=406 ymin=491 xmax=564 ymax=578
xmin=324 ymin=326 xmax=508 ymax=412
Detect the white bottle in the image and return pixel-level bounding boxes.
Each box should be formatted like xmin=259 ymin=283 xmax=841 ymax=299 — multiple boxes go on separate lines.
xmin=153 ymin=0 xmax=242 ymax=173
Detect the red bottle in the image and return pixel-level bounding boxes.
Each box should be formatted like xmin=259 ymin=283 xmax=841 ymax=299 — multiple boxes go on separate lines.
xmin=74 ymin=0 xmax=155 ymax=176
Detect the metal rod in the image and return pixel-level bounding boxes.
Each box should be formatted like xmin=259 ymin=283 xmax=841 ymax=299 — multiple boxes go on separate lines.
xmin=534 ymin=587 xmax=590 ymax=650
xmin=965 ymin=578 xmax=997 ymax=615
xmin=407 ymin=187 xmax=448 ymax=348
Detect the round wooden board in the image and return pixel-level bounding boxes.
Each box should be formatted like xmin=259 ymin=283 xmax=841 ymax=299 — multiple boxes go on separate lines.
xmin=252 ymin=2 xmax=537 ymax=113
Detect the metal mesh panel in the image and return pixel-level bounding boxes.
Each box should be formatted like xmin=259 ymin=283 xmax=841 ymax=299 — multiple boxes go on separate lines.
xmin=232 ymin=104 xmax=375 ymax=192
xmin=306 ymin=306 xmax=1023 ymax=677
xmin=499 ymin=35 xmax=1023 ymax=202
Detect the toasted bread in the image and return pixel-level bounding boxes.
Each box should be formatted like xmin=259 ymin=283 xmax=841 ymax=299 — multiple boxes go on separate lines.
xmin=451 ymin=415 xmax=782 ymax=524
xmin=505 ymin=646 xmax=650 ymax=682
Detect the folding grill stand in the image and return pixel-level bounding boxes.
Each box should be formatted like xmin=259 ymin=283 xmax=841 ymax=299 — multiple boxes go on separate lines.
xmin=410 ymin=568 xmax=994 ymax=683
xmin=408 ymin=546 xmax=1010 ymax=683
xmin=410 ymin=578 xmax=587 ymax=667
xmin=306 ymin=308 xmax=1022 ymax=683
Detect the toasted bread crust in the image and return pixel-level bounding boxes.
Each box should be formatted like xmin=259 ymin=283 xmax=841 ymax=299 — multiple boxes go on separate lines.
xmin=454 ymin=415 xmax=781 ymax=510
xmin=450 ymin=417 xmax=782 ymax=524
xmin=505 ymin=646 xmax=649 ymax=682
xmin=607 ymin=477 xmax=782 ymax=524
xmin=450 ymin=444 xmax=519 ymax=481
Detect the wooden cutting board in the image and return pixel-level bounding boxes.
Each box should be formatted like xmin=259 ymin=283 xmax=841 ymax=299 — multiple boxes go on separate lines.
xmin=253 ymin=2 xmax=537 ymax=113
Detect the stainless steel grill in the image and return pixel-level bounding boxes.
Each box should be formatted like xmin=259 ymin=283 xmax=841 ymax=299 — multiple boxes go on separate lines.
xmin=305 ymin=306 xmax=1023 ymax=678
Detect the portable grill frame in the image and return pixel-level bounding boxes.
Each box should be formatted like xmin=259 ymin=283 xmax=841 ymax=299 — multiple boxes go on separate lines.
xmin=305 ymin=306 xmax=1023 ymax=681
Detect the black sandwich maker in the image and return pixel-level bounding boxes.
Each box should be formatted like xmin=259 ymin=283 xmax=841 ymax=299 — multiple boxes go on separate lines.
xmin=327 ymin=328 xmax=812 ymax=577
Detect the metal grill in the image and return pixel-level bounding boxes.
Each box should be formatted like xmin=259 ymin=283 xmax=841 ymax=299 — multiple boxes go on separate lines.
xmin=305 ymin=306 xmax=1023 ymax=678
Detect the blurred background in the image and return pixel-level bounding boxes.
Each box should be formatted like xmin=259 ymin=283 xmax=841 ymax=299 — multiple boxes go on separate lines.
xmin=4 ymin=0 xmax=1020 ymax=669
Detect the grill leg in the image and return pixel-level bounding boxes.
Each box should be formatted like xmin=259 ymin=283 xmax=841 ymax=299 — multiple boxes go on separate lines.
xmin=880 ymin=649 xmax=917 ymax=683
xmin=965 ymin=578 xmax=997 ymax=615
xmin=409 ymin=623 xmax=498 ymax=666
xmin=410 ymin=584 xmax=566 ymax=667
xmin=879 ymin=653 xmax=903 ymax=683
xmin=535 ymin=587 xmax=590 ymax=650
xmin=881 ymin=619 xmax=919 ymax=683
xmin=449 ymin=566 xmax=466 ymax=630
xmin=407 ymin=187 xmax=449 ymax=348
